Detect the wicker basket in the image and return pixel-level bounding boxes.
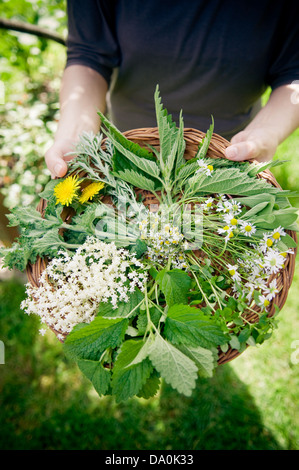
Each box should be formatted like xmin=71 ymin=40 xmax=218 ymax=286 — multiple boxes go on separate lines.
xmin=26 ymin=127 xmax=297 ymax=365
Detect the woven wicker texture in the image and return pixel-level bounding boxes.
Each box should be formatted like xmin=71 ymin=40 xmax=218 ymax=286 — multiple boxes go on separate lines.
xmin=26 ymin=127 xmax=297 ymax=365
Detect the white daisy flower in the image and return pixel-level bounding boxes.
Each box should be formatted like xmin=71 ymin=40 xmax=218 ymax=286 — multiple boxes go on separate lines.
xmin=264 ymin=249 xmax=285 ymax=274
xmin=239 ymin=220 xmax=256 ymax=237
xmin=263 ymin=279 xmax=279 ymax=301
xmin=201 ymin=197 xmax=214 ymax=210
xmin=226 ymin=263 xmax=241 ymax=282
xmin=271 ymin=226 xmax=286 ymax=241
xmin=223 ymin=213 xmax=239 ymax=227
xmin=196 ymin=158 xmax=214 ymax=176
xmin=258 ymin=294 xmax=271 ymax=310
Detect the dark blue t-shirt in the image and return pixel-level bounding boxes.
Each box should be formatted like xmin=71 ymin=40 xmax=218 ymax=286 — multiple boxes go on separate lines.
xmin=66 ymin=0 xmax=299 ymax=139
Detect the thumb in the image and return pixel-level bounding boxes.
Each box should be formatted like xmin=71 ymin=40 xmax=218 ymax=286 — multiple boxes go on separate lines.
xmin=45 ymin=146 xmax=68 ymax=178
xmin=225 ymin=140 xmax=258 ymax=161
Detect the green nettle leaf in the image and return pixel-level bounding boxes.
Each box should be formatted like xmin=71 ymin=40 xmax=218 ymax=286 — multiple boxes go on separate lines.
xmin=99 ymin=111 xmax=161 ymax=180
xmin=148 ymin=334 xmax=198 ymax=397
xmin=98 ymin=111 xmax=154 ymax=161
xmin=111 ymin=339 xmax=153 ymax=402
xmin=156 ymin=269 xmax=192 ymax=307
xmin=164 ymin=304 xmax=228 ymax=349
xmin=77 ymin=358 xmax=111 ymax=396
xmin=154 ymin=85 xmax=180 ymax=166
xmin=113 ymin=169 xmax=159 ymax=192
xmin=98 ymin=289 xmax=144 ymax=318
xmin=194 ymin=117 xmax=214 ymax=160
xmin=63 ymin=317 xmax=129 ymax=361
xmin=188 ymin=167 xmax=294 ymax=198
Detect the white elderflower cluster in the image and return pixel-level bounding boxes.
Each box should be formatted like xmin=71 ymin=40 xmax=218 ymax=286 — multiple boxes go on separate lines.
xmin=21 ymin=237 xmax=147 ymax=338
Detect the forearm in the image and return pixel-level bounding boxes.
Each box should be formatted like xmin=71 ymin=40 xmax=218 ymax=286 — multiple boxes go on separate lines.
xmin=55 ymin=64 xmax=108 ymax=142
xmin=245 ymin=84 xmax=299 ymax=144
xmin=225 ymin=83 xmax=299 ymax=161
xmin=46 ymin=64 xmax=108 ymax=176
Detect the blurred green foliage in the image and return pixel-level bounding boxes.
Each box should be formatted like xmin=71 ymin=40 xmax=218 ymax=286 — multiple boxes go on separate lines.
xmin=0 ymin=0 xmax=66 ymax=209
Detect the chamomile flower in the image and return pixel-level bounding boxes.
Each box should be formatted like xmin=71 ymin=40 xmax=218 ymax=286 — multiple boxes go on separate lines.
xmin=223 ymin=213 xmax=239 ymax=227
xmin=271 ymin=226 xmax=286 ymax=241
xmin=258 ymin=294 xmax=271 ymax=310
xmin=228 ymin=199 xmax=242 ymax=215
xmin=201 ymin=197 xmax=214 ymax=210
xmin=259 ymin=233 xmax=275 ymax=252
xmin=226 ymin=263 xmax=241 ymax=282
xmin=263 ymin=279 xmax=279 ymax=301
xmin=196 ymin=158 xmax=214 ymax=176
xmin=264 ymin=249 xmax=285 ymax=274
xmin=239 ymin=221 xmax=256 ymax=237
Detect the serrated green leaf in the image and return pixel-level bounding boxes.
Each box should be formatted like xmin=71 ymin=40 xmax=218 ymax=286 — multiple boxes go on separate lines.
xmin=188 ymin=167 xmax=292 ymax=198
xmin=98 ymin=111 xmax=154 ymax=159
xmin=148 ymin=334 xmax=198 ymax=396
xmin=98 ymin=289 xmax=144 ymax=318
xmin=77 ymin=359 xmax=111 ymax=396
xmin=177 ymin=344 xmax=217 ymax=378
xmin=111 ymin=339 xmax=153 ymax=402
xmin=164 ymin=304 xmax=227 ymax=349
xmin=195 ymin=117 xmax=214 ymax=160
xmin=113 ymin=169 xmax=159 ymax=192
xmin=136 ymin=370 xmax=161 ymax=399
xmin=156 ymin=268 xmax=191 ymax=307
xmin=154 ymin=85 xmax=179 ymax=166
xmin=63 ymin=317 xmax=129 ymax=361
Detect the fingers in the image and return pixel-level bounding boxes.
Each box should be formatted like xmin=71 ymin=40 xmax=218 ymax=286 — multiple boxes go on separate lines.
xmin=45 ymin=144 xmax=69 ymax=178
xmin=225 ymin=140 xmax=258 ymax=161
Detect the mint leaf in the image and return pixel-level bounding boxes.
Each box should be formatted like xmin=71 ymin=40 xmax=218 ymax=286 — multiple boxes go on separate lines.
xmin=148 ymin=334 xmax=198 ymax=396
xmin=63 ymin=317 xmax=129 ymax=361
xmin=111 ymin=339 xmax=153 ymax=402
xmin=177 ymin=344 xmax=217 ymax=378
xmin=164 ymin=304 xmax=227 ymax=349
xmin=156 ymin=269 xmax=191 ymax=307
xmin=136 ymin=370 xmax=161 ymax=399
xmin=77 ymin=359 xmax=111 ymax=396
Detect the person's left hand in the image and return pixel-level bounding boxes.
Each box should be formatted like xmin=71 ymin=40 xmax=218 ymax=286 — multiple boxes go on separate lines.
xmin=224 ymin=127 xmax=279 ymax=162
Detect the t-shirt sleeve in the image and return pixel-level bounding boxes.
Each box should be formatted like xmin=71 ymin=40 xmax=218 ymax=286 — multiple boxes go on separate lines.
xmin=65 ymin=0 xmax=120 ymax=86
xmin=266 ymin=2 xmax=299 ymax=90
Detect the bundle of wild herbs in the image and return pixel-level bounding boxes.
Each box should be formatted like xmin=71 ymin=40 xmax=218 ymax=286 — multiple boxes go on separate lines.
xmin=1 ymin=86 xmax=297 ymax=401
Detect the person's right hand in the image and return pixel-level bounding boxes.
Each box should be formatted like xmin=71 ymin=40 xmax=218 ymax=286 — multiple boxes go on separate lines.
xmin=45 ymin=137 xmax=78 ymax=178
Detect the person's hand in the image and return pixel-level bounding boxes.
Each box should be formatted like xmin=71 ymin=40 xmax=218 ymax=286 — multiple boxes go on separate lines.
xmin=224 ymin=127 xmax=279 ymax=162
xmin=45 ymin=137 xmax=78 ymax=178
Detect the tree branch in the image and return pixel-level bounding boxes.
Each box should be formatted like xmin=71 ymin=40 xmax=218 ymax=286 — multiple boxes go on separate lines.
xmin=0 ymin=17 xmax=66 ymax=46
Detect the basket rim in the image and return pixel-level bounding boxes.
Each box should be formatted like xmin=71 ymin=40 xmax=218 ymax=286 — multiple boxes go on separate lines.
xmin=26 ymin=126 xmax=298 ymax=365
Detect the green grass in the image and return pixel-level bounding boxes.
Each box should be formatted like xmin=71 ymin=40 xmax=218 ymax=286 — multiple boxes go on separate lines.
xmin=0 ymin=262 xmax=298 ymax=450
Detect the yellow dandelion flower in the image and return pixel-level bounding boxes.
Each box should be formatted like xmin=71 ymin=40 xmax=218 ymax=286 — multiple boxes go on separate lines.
xmin=54 ymin=175 xmax=81 ymax=206
xmin=79 ymin=181 xmax=105 ymax=204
